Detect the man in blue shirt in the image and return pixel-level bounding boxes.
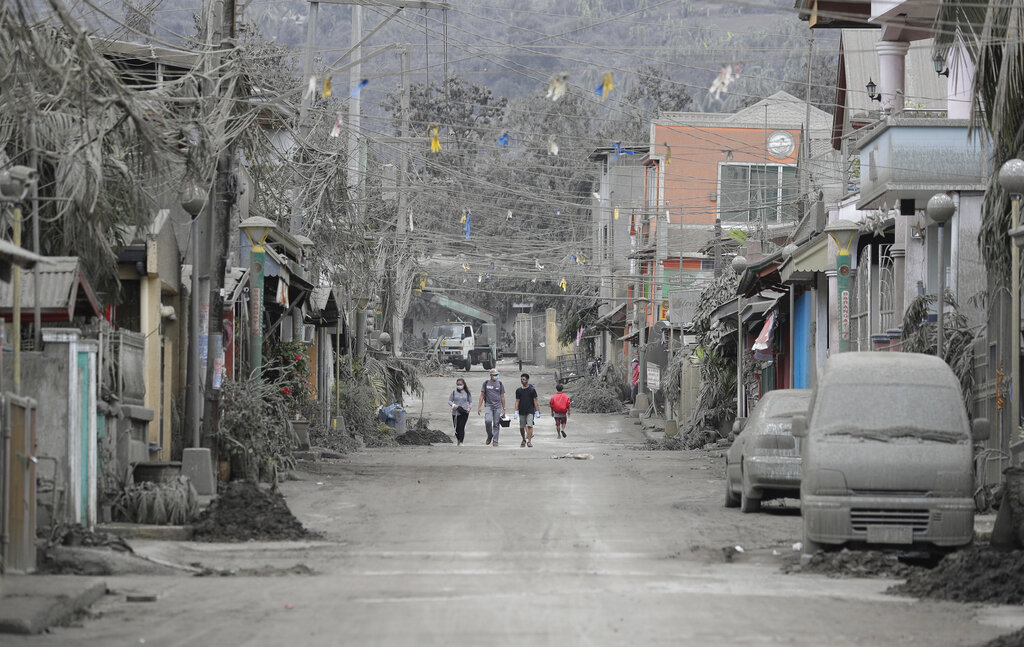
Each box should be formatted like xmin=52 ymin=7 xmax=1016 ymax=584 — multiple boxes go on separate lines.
xmin=478 ymin=368 xmax=506 ymax=446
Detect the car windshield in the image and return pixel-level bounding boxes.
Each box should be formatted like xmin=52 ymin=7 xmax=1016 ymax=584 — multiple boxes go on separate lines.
xmin=430 ymin=325 xmax=463 ymax=339
xmin=814 ymin=383 xmax=967 ymax=442
xmin=762 ymin=393 xmax=810 ymax=420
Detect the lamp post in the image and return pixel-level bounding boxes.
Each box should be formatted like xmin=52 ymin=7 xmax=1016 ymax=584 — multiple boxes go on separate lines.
xmin=636 ymin=296 xmax=649 ymax=413
xmin=926 ymin=193 xmax=956 ymax=359
xmin=825 ymin=219 xmax=860 ymax=353
xmin=732 ymin=255 xmax=748 ymax=417
xmin=239 ymin=217 xmax=277 ymax=379
xmin=180 ymin=184 xmax=207 ymax=447
xmin=1000 ymin=158 xmax=1024 ymax=450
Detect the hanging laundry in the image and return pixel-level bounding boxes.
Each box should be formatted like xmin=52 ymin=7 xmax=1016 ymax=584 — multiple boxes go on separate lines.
xmin=535 ymin=259 xmax=544 ymax=270
xmin=578 ymin=253 xmax=586 ymax=265
xmin=429 ymin=125 xmax=442 ymax=153
xmin=408 ymin=209 xmax=414 ymax=231
xmin=547 ymin=72 xmax=569 ymax=101
xmin=322 ymin=77 xmax=332 ymax=98
xmin=463 ymin=263 xmax=470 ymax=271
xmin=305 ymin=76 xmax=317 ymax=100
xmin=478 ymin=274 xmax=483 ymax=283
xmin=497 ymin=131 xmax=510 ymax=148
xmin=595 ymin=72 xmax=613 ymax=100
xmin=709 ymin=63 xmax=742 ymax=102
xmin=330 ymin=114 xmax=343 ymax=138
xmin=351 ymin=78 xmax=369 ymax=97
xmin=606 ymin=142 xmax=630 ymax=161
xmin=506 ymin=209 xmax=513 ymax=221
xmin=547 ymin=135 xmax=559 ymax=156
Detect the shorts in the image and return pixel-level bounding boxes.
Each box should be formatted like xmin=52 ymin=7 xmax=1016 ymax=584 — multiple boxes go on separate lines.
xmin=518 ymin=413 xmax=534 ymax=429
xmin=553 ymin=413 xmax=567 ymax=421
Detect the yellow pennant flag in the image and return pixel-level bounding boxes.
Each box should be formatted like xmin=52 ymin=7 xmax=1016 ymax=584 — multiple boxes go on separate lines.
xmin=429 ymin=125 xmax=442 ymax=153
xmin=559 ymin=278 xmax=567 ymax=292
xmin=613 ymin=207 xmax=619 ymax=220
xmin=322 ymin=77 xmax=332 ymax=98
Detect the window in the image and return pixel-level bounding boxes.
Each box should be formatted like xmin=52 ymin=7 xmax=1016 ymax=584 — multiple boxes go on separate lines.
xmin=718 ymin=163 xmax=798 ymax=224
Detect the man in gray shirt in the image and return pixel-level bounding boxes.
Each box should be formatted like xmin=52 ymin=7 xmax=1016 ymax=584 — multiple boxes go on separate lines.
xmin=478 ymin=368 xmax=506 ymax=446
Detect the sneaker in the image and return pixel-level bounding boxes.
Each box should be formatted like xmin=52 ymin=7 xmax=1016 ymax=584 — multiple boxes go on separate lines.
xmin=527 ymin=441 xmax=532 ymax=447
xmin=561 ymin=430 xmax=567 ymax=438
xmin=521 ymin=440 xmax=526 ymax=447
xmin=492 ymin=441 xmax=499 ymax=447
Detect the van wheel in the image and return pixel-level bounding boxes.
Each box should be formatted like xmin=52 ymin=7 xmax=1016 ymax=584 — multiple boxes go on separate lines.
xmin=724 ymin=470 xmax=740 ymax=508
xmin=740 ymin=467 xmax=760 ymax=513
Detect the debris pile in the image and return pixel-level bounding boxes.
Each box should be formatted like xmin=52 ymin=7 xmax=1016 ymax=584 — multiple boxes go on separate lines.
xmin=308 ymin=422 xmax=363 ymax=455
xmin=975 ymin=628 xmax=1024 ymax=647
xmin=643 ymin=436 xmax=683 ymax=451
xmin=783 ymin=549 xmax=920 ymax=578
xmin=192 ymin=481 xmax=313 ymax=542
xmin=887 ymin=547 xmax=1024 ymax=604
xmin=397 ymin=418 xmax=453 ymax=445
xmin=567 ymin=378 xmax=625 ymax=413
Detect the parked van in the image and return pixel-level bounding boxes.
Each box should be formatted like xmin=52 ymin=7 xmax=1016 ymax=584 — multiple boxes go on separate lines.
xmin=791 ymin=352 xmax=988 ymax=558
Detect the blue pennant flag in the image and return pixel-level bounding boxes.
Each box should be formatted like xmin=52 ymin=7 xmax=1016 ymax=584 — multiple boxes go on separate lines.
xmin=351 ymin=79 xmax=369 ymax=97
xmin=612 ymin=142 xmax=634 ymax=163
xmin=463 ymin=211 xmax=471 ymax=239
xmin=497 ymin=132 xmax=509 ymax=148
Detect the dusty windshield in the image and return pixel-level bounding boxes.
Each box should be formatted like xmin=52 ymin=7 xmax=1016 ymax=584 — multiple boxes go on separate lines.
xmin=762 ymin=393 xmax=810 ymax=420
xmin=430 ymin=325 xmax=463 ymax=339
xmin=813 ymin=383 xmax=967 ymax=442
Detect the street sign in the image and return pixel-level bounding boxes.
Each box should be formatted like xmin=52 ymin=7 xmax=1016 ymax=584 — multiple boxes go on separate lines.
xmin=647 ymin=364 xmax=661 ymax=391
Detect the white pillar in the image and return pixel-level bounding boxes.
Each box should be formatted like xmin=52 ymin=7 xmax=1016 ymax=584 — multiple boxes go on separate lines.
xmin=947 ymin=39 xmax=974 ymax=120
xmin=876 ymin=41 xmax=909 ymax=114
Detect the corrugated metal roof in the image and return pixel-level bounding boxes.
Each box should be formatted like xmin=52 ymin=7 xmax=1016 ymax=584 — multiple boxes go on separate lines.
xmin=0 ymin=256 xmax=101 ymax=321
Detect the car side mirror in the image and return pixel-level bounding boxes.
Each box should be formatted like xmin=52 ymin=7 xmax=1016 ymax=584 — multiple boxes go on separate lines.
xmin=972 ymin=418 xmax=990 ymax=442
xmin=732 ymin=417 xmax=745 ymax=434
xmin=791 ymin=414 xmax=808 ymax=438
xmin=728 ymin=432 xmax=736 ymax=442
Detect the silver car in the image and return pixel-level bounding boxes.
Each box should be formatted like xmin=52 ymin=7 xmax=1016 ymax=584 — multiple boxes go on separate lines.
xmin=725 ymin=389 xmax=811 ymax=513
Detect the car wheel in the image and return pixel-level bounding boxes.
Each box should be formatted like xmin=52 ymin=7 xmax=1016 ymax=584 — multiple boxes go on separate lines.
xmin=740 ymin=466 xmax=761 ymax=513
xmin=724 ymin=469 xmax=740 ymax=508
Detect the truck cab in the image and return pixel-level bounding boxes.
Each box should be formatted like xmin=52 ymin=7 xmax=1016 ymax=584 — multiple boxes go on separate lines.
xmin=428 ymin=322 xmax=498 ymax=371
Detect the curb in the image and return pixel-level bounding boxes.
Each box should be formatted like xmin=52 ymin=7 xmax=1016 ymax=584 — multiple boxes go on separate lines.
xmin=98 ymin=522 xmax=194 ymax=541
xmin=0 ymin=578 xmax=106 ymax=635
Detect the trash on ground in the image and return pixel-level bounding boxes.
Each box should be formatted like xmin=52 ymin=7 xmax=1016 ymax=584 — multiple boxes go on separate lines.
xmin=551 ymin=453 xmax=594 ymax=460
xmin=782 ymin=548 xmax=921 ymax=579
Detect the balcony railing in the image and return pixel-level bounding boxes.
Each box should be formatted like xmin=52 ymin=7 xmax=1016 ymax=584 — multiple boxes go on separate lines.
xmin=854 ymin=116 xmax=989 ymax=210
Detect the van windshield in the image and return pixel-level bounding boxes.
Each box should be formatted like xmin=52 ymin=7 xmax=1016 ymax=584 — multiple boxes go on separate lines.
xmin=430 ymin=325 xmax=463 ymax=339
xmin=814 ymin=383 xmax=967 ymax=442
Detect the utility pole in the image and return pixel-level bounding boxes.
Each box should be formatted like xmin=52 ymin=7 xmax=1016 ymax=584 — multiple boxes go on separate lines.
xmin=200 ymin=0 xmax=238 ymax=454
xmin=390 ymin=46 xmax=411 ymax=356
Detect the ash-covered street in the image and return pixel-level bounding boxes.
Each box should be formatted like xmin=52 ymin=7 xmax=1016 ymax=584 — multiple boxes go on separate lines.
xmin=5 ymin=361 xmax=1020 ymax=647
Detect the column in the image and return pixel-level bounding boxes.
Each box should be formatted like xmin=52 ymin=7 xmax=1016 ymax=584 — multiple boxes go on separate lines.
xmin=876 ymin=40 xmax=910 ymax=114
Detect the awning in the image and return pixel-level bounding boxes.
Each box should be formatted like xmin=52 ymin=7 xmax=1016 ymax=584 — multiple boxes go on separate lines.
xmin=0 ymin=256 xmax=101 ymax=322
xmin=779 ymin=234 xmax=828 ymax=284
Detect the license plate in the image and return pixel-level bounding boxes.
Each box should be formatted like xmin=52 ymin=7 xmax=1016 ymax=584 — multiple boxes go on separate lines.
xmin=866 ymin=526 xmax=913 ymax=544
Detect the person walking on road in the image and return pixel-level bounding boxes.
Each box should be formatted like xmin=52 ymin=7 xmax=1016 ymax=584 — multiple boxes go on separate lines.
xmin=448 ymin=378 xmax=472 ymax=446
xmin=478 ymin=368 xmax=506 ymax=446
xmin=514 ymin=373 xmax=540 ymax=447
xmin=549 ymin=383 xmax=571 ymax=438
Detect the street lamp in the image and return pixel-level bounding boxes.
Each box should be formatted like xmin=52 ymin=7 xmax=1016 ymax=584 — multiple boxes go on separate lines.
xmin=926 ymin=193 xmax=956 ymax=359
xmin=239 ymin=216 xmax=277 ymax=378
xmin=825 ymin=219 xmax=860 ymax=353
xmin=180 ymin=183 xmax=207 ymax=448
xmin=1000 ymin=158 xmax=1024 ymax=451
xmin=732 ymin=255 xmax=748 ymax=418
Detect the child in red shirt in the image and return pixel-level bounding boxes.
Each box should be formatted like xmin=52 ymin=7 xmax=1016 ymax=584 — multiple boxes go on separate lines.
xmin=548 ymin=383 xmax=571 ymax=438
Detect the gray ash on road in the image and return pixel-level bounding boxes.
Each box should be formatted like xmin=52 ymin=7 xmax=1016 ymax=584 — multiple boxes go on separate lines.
xmin=192 ymin=481 xmax=314 ymax=542
xmin=782 ymin=549 xmax=921 ymax=578
xmin=887 ymin=547 xmax=1024 ymax=605
xmin=973 ymin=628 xmax=1024 ymax=647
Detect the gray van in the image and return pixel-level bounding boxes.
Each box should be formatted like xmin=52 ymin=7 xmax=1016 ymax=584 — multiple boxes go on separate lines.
xmin=791 ymin=352 xmax=988 ymax=557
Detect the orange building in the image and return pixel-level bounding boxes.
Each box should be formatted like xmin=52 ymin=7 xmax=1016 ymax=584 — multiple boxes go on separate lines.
xmin=633 ymin=91 xmax=833 ymax=328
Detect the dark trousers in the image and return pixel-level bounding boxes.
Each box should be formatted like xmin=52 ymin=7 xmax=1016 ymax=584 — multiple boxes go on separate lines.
xmin=453 ymin=411 xmax=468 ymax=443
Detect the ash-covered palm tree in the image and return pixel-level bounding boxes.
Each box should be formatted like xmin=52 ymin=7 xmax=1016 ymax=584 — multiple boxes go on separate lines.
xmin=935 ymin=0 xmax=1024 ymax=282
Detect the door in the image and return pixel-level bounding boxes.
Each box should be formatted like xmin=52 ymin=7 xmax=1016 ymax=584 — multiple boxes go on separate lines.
xmin=6 ymin=395 xmax=37 ymax=572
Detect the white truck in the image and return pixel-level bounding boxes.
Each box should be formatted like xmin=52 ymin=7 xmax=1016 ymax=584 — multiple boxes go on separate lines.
xmin=428 ymin=322 xmax=498 ymax=371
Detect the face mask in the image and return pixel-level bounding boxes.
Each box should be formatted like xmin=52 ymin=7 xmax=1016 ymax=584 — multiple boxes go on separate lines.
xmin=491 ymin=375 xmax=498 ymax=381
xmin=521 ymin=379 xmax=528 ymax=385
xmin=456 ymin=385 xmax=464 ymax=391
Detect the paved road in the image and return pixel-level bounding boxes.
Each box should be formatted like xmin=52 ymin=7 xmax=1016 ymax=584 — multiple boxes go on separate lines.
xmin=12 ymin=360 xmax=1023 ymax=646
